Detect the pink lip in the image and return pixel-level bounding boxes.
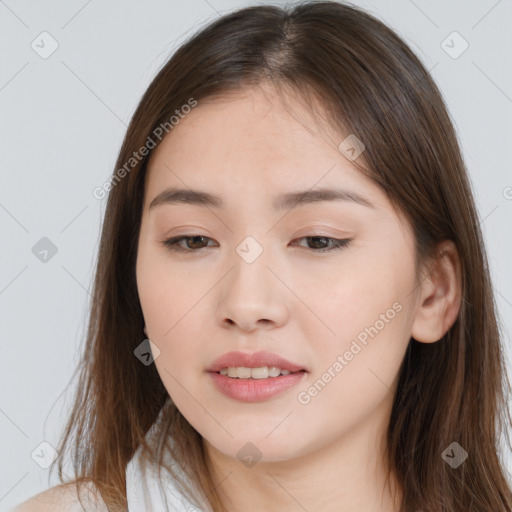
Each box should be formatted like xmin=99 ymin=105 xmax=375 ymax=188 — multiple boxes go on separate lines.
xmin=208 ymin=371 xmax=307 ymax=402
xmin=206 ymin=350 xmax=306 ymax=373
xmin=206 ymin=350 xmax=308 ymax=403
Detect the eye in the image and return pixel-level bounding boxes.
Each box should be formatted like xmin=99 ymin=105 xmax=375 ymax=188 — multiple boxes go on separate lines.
xmin=159 ymin=235 xmax=217 ymax=252
xmin=159 ymin=234 xmax=351 ymax=253
xmin=290 ymin=236 xmax=351 ymax=252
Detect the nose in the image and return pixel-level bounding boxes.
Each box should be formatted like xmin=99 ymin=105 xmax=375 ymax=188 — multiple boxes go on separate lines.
xmin=215 ymin=247 xmax=289 ymax=332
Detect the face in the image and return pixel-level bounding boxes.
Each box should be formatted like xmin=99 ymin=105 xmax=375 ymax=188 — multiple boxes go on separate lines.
xmin=136 ymin=83 xmax=420 ymax=464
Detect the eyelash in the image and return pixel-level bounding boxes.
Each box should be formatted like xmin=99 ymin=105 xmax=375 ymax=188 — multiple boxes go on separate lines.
xmin=159 ymin=235 xmax=351 ymax=253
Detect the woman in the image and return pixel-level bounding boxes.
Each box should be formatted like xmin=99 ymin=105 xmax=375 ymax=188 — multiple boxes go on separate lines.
xmin=13 ymin=1 xmax=512 ymax=511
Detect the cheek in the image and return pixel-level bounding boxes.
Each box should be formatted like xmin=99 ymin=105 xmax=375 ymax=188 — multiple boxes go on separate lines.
xmin=136 ymin=252 xmax=211 ymax=403
xmin=293 ymin=255 xmax=410 ymax=355
xmin=291 ymin=309 xmax=410 ymax=451
xmin=137 ymin=246 xmax=206 ymax=339
xmin=291 ymin=251 xmax=413 ymax=411
xmin=151 ymin=310 xmax=214 ymax=432
xmin=139 ymin=278 xmax=205 ymax=365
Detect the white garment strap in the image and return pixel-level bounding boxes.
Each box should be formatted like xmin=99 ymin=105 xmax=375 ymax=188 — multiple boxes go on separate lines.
xmin=125 ymin=444 xmax=205 ymax=512
xmin=125 ymin=408 xmax=212 ymax=512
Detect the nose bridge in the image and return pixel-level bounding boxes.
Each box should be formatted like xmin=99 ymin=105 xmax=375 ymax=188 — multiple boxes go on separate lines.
xmin=232 ymin=237 xmax=272 ymax=293
xmin=216 ymin=235 xmax=288 ymax=330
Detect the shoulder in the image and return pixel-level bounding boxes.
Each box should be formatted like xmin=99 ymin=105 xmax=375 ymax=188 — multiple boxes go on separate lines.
xmin=10 ymin=481 xmax=108 ymax=512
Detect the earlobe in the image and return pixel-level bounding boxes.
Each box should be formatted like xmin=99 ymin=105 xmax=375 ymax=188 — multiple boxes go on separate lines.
xmin=410 ymin=240 xmax=462 ymax=343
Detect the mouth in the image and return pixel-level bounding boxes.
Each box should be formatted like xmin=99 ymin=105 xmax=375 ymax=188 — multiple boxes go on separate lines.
xmin=215 ymin=366 xmax=306 ymax=379
xmin=206 ymin=351 xmax=308 ymax=402
xmin=207 ymin=350 xmax=307 ymax=375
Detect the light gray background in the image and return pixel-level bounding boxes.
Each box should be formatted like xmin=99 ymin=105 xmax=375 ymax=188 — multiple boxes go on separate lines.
xmin=1 ymin=0 xmax=511 ymax=508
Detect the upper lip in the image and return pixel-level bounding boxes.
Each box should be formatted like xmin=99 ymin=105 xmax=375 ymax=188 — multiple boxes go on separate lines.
xmin=207 ymin=350 xmax=307 ymax=373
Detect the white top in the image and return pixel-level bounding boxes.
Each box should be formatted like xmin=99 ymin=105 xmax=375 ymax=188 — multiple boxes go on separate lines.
xmin=125 ymin=409 xmax=213 ymax=512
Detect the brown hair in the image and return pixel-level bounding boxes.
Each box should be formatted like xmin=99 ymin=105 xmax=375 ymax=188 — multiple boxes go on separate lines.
xmin=52 ymin=1 xmax=512 ymax=510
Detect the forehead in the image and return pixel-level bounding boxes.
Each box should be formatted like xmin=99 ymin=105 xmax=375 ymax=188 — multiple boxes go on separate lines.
xmin=140 ymin=86 xmax=415 ymax=248
xmin=143 ymin=84 xmax=384 ymax=213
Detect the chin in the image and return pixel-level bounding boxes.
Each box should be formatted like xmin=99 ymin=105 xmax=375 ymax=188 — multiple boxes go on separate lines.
xmin=204 ymin=432 xmax=306 ymax=466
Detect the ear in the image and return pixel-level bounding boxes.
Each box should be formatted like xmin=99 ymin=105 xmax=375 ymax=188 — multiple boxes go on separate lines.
xmin=143 ymin=325 xmax=148 ymax=337
xmin=411 ymin=240 xmax=462 ymax=343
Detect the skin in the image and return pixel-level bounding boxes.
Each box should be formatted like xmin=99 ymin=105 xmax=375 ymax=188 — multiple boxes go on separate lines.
xmin=136 ymin=82 xmax=461 ymax=512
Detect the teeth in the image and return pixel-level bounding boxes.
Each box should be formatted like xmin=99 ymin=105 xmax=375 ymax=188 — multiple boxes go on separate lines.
xmin=237 ymin=366 xmax=252 ymax=379
xmin=268 ymin=367 xmax=281 ymax=377
xmin=219 ymin=366 xmax=294 ymax=379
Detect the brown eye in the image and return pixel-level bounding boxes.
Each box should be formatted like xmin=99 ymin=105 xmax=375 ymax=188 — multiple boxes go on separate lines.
xmin=291 ymin=236 xmax=351 ymax=252
xmin=160 ymin=235 xmax=216 ymax=252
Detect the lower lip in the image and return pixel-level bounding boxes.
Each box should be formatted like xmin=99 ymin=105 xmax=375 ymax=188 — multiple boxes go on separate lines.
xmin=208 ymin=371 xmax=307 ymax=402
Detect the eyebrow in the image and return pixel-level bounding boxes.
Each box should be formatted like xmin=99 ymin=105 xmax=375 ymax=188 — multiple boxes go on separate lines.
xmin=148 ymin=186 xmax=374 ymax=211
